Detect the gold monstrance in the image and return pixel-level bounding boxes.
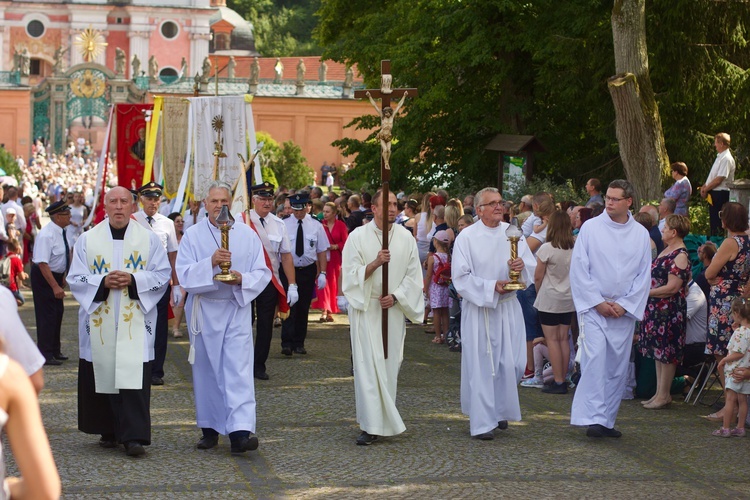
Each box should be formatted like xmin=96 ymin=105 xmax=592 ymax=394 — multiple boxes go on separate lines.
xmin=213 ymin=205 xmax=236 ymax=282
xmin=503 ymin=217 xmax=526 ymax=290
xmin=75 ymin=27 xmax=108 ymax=63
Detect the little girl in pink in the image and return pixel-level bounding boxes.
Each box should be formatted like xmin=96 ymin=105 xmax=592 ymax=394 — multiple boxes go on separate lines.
xmin=424 ymin=230 xmax=451 ymax=344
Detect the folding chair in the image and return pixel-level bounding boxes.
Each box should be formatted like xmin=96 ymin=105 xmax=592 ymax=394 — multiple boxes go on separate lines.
xmin=684 ymin=358 xmax=721 ymax=406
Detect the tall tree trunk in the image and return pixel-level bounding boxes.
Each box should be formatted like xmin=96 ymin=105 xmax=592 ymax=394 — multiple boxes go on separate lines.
xmin=608 ymin=0 xmax=669 ymax=203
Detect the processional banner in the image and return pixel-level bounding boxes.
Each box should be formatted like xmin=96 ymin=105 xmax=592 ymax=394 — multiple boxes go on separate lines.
xmin=115 ymin=103 xmax=153 ymax=190
xmin=190 ymin=95 xmax=248 ymax=199
xmin=160 ymin=97 xmax=190 ymax=198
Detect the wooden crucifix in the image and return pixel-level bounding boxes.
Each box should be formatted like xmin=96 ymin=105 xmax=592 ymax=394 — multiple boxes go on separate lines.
xmin=354 ymin=60 xmax=417 ymax=359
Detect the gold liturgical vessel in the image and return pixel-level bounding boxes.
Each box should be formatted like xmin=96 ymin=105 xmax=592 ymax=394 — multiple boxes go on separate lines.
xmin=213 ymin=205 xmax=236 ymax=282
xmin=503 ymin=217 xmax=526 ymax=291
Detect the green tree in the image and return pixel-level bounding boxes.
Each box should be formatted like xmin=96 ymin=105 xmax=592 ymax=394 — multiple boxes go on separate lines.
xmin=228 ymin=0 xmax=322 ymax=56
xmin=256 ymin=131 xmax=313 ymax=189
xmin=317 ymin=0 xmax=750 ymax=196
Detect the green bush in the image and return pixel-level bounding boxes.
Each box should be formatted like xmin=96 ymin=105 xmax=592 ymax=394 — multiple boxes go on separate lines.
xmin=256 ymin=131 xmax=313 ymax=190
xmin=0 ymin=146 xmax=21 ymax=181
xmin=503 ymin=177 xmax=587 ymax=205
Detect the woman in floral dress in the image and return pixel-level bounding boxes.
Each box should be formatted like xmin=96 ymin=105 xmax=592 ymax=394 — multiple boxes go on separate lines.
xmin=638 ymin=215 xmax=692 ymax=409
xmin=705 ymin=202 xmax=750 ymax=420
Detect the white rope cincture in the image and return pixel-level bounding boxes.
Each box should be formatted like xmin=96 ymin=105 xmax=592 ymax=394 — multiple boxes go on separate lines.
xmin=188 ymin=295 xmax=203 ymax=365
xmin=484 ymin=307 xmax=495 ymax=377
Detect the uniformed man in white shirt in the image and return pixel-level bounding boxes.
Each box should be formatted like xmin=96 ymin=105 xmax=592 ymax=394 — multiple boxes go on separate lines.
xmin=247 ymin=182 xmax=298 ymax=379
xmin=133 ymin=182 xmax=179 ymax=386
xmin=280 ymin=193 xmax=329 ymax=355
xmin=31 ymin=200 xmax=72 ymax=366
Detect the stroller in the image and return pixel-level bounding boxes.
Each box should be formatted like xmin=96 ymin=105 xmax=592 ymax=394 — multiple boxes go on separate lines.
xmin=446 ymin=283 xmax=461 ymax=352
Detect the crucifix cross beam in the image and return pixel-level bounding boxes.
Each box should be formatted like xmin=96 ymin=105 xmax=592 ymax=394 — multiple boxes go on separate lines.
xmin=353 ymin=60 xmax=417 ymax=359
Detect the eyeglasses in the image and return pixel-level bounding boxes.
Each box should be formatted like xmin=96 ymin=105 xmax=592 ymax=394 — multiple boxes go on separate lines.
xmin=479 ymin=200 xmax=502 ymax=209
xmin=718 ymin=210 xmax=724 ymax=219
xmin=605 ymin=195 xmax=630 ymax=203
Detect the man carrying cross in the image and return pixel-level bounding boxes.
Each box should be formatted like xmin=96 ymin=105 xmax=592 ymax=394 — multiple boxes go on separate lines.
xmin=342 ymin=190 xmax=424 ymax=445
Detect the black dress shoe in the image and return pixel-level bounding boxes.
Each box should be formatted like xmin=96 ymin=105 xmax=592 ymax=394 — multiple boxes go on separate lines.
xmin=281 ymin=347 xmax=293 ymax=356
xmin=356 ymin=431 xmax=378 ymax=446
xmin=497 ymin=420 xmax=508 ymax=430
xmin=230 ymin=433 xmax=259 ymax=453
xmin=151 ymin=376 xmax=164 ymax=386
xmin=196 ymin=435 xmax=219 ymax=450
xmin=99 ymin=435 xmax=118 ymax=448
xmin=53 ymin=353 xmax=69 ymax=361
xmin=44 ymin=357 xmax=63 ymax=366
xmin=293 ymin=347 xmax=307 ymax=355
xmin=254 ymin=372 xmax=269 ymax=380
xmin=474 ymin=431 xmax=494 ymax=440
xmin=586 ymin=424 xmax=622 ymax=438
xmin=124 ymin=441 xmax=146 ymax=457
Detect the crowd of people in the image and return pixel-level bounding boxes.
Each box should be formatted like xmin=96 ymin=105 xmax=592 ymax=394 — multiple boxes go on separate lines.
xmin=4 ymin=130 xmax=750 ymax=500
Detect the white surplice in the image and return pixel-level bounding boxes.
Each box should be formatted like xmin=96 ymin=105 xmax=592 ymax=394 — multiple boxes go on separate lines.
xmin=452 ymin=220 xmax=537 ymax=436
xmin=177 ymin=218 xmax=270 ymax=435
xmin=342 ymin=222 xmax=424 ymax=437
xmin=69 ymin=222 xmax=170 ymax=392
xmin=569 ymin=211 xmax=651 ymax=428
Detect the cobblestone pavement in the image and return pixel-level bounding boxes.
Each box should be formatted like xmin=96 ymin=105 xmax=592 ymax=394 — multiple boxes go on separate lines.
xmin=6 ymin=293 xmax=750 ymax=498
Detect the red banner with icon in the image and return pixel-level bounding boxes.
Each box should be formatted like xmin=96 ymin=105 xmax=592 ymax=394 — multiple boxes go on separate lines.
xmin=116 ymin=103 xmax=152 ymax=190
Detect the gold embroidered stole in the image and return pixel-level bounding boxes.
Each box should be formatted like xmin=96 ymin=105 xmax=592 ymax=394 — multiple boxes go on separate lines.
xmin=87 ymin=222 xmax=150 ymax=393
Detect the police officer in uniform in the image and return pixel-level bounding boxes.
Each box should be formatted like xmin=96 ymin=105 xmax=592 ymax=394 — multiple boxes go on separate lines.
xmin=132 ymin=182 xmax=179 ymax=385
xmin=248 ymin=182 xmax=299 ymax=379
xmin=31 ymin=200 xmax=72 ymax=365
xmin=280 ymin=193 xmax=328 ymax=355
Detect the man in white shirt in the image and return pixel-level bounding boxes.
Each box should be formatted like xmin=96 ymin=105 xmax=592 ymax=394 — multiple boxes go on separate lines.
xmin=132 ymin=182 xmax=179 ymax=386
xmin=700 ymin=132 xmax=735 ymax=236
xmin=31 ymin=201 xmax=72 ymax=365
xmin=280 ymin=193 xmax=329 ymax=355
xmin=247 ymin=182 xmax=298 ymax=380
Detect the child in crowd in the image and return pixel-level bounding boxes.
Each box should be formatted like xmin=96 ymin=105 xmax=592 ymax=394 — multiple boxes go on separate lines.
xmin=714 ymin=297 xmax=750 ymax=437
xmin=521 ymin=336 xmax=577 ymax=388
xmin=425 ymin=230 xmax=451 ymax=344
xmin=4 ymin=239 xmax=27 ymax=306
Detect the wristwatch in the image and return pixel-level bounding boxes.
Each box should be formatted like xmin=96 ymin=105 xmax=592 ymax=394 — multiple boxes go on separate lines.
xmin=391 ymin=294 xmax=398 ymax=304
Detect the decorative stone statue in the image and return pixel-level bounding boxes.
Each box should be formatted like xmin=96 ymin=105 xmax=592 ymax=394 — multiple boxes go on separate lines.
xmin=250 ymin=56 xmax=260 ymax=85
xmin=180 ymin=57 xmax=188 ymax=78
xmin=296 ymin=58 xmax=306 ymax=85
xmin=318 ymin=60 xmax=328 ymax=82
xmin=273 ymin=58 xmax=283 ymax=84
xmin=344 ymin=65 xmax=354 ymax=88
xmin=366 ymin=90 xmax=408 ymax=171
xmin=131 ymin=54 xmax=141 ymax=80
xmin=11 ymin=49 xmax=19 ymax=73
xmin=202 ymin=56 xmax=212 ymax=81
xmin=115 ymin=48 xmax=126 ymax=76
xmin=53 ymin=46 xmax=68 ymax=75
xmin=227 ymin=56 xmax=236 ymax=79
xmin=20 ymin=48 xmax=30 ymax=77
xmin=148 ymin=55 xmax=159 ymax=81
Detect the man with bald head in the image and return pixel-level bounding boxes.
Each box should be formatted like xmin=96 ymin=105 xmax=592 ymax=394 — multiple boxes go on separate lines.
xmin=68 ymin=186 xmax=171 ymax=457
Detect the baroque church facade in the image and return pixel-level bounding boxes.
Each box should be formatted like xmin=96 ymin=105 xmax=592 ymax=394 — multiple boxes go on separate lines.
xmin=0 ymin=0 xmax=370 ymax=175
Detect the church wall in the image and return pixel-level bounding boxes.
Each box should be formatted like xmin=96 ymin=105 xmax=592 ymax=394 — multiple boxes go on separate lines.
xmin=105 ymin=31 xmax=129 ymax=73
xmin=251 ymin=96 xmax=373 ymax=175
xmin=0 ymin=88 xmax=31 ymax=158
xmin=148 ymin=17 xmax=191 ymax=75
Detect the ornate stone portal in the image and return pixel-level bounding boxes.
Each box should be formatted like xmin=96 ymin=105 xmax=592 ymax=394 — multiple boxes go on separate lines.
xmin=31 ymin=62 xmax=146 ymax=152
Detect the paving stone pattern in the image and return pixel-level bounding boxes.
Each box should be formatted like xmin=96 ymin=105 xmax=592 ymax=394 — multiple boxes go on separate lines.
xmin=6 ymin=294 xmax=750 ymax=498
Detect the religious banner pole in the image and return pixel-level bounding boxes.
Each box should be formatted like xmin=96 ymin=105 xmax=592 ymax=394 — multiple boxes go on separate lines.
xmin=354 ymin=60 xmax=417 ymax=359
